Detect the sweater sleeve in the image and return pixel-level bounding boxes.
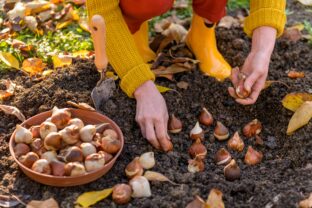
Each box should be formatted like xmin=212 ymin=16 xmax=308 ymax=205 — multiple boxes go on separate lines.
xmin=86 ymin=0 xmax=155 ymax=98
xmin=244 ymin=0 xmax=287 ymax=38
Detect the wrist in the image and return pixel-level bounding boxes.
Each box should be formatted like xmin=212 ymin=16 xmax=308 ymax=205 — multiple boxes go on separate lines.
xmin=134 ymin=80 xmax=156 ymax=99
xmin=251 ymin=26 xmax=276 ymax=55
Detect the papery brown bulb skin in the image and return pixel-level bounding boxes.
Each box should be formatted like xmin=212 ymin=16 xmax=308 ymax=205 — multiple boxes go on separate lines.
xmin=243 ymin=119 xmax=262 ymax=138
xmin=40 ymin=121 xmax=57 ymax=139
xmin=188 ymin=158 xmax=205 ymax=173
xmin=103 ymin=129 xmax=118 ymax=140
xmin=30 ymin=125 xmax=41 ymax=138
xmin=19 ymin=152 xmax=39 ymax=168
xmin=59 ymin=125 xmax=80 ymax=144
xmin=14 ymin=125 xmax=33 ymax=144
xmin=64 ymin=146 xmax=84 ymax=163
xmin=125 ymin=157 xmax=144 ymax=179
xmin=14 ymin=143 xmax=30 ymax=157
xmin=30 ymin=138 xmax=43 ymax=154
xmin=84 ymin=153 xmax=105 ymax=172
xmin=80 ymin=142 xmax=97 ymax=157
xmin=224 ymin=159 xmax=241 ymax=181
xmin=44 ymin=132 xmax=62 ymax=151
xmin=227 ymin=132 xmax=244 ymax=152
xmin=112 ymin=184 xmax=132 ymax=204
xmin=51 ymin=107 xmax=71 ymax=129
xmin=190 ymin=122 xmax=204 ymax=141
xmin=255 ymin=135 xmax=264 ymax=146
xmin=244 ymin=146 xmax=263 ymax=165
xmin=41 ymin=151 xmax=57 ymax=163
xmin=168 ymin=114 xmax=183 ymax=134
xmin=64 ymin=162 xmax=86 ymax=176
xmin=79 ymin=125 xmax=96 ymax=142
xmin=214 ymin=121 xmax=229 ymax=141
xmin=199 ymin=107 xmax=213 ymax=126
xmin=236 ymin=85 xmax=250 ymax=99
xmin=214 ymin=148 xmax=231 ymax=165
xmin=101 ymin=136 xmax=121 ymax=154
xmin=98 ymin=151 xmax=113 ymax=163
xmin=188 ymin=139 xmax=207 ymax=160
xmin=68 ymin=118 xmax=84 ymax=129
xmin=50 ymin=160 xmax=66 ymax=176
xmin=31 ymin=159 xmax=51 ymax=174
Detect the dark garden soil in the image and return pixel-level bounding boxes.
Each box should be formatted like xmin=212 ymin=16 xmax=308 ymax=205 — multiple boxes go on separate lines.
xmin=1 ymin=1 xmax=312 ymax=207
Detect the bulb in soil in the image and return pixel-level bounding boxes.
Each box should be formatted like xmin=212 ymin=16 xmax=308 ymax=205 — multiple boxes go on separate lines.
xmin=40 ymin=121 xmax=57 ymax=139
xmin=139 ymin=152 xmax=155 ymax=169
xmin=188 ymin=139 xmax=207 ymax=160
xmin=199 ymin=107 xmax=213 ymax=126
xmin=50 ymin=160 xmax=66 ymax=176
xmin=51 ymin=107 xmax=71 ymax=129
xmin=244 ymin=146 xmax=263 ymax=165
xmin=188 ymin=158 xmax=205 ymax=173
xmin=79 ymin=125 xmax=96 ymax=142
xmin=41 ymin=151 xmax=57 ymax=163
xmin=190 ymin=122 xmax=204 ymax=141
xmin=14 ymin=125 xmax=33 ymax=144
xmin=80 ymin=142 xmax=97 ymax=157
xmin=103 ymin=129 xmax=118 ymax=140
xmin=64 ymin=162 xmax=86 ymax=176
xmin=31 ymin=159 xmax=51 ymax=175
xmin=227 ymin=131 xmax=244 ymax=152
xmin=129 ymin=176 xmax=151 ymax=198
xmin=59 ymin=125 xmax=80 ymax=144
xmin=84 ymin=153 xmax=105 ymax=172
xmin=30 ymin=125 xmax=40 ymax=138
xmin=112 ymin=184 xmax=132 ymax=204
xmin=168 ymin=114 xmax=183 ymax=134
xmin=100 ymin=136 xmax=121 ymax=154
xmin=161 ymin=137 xmax=173 ymax=152
xmin=125 ymin=157 xmax=144 ymax=179
xmin=255 ymin=135 xmax=264 ymax=146
xmin=19 ymin=152 xmax=39 ymax=168
xmin=224 ymin=159 xmax=241 ymax=181
xmin=14 ymin=143 xmax=30 ymax=157
xmin=68 ymin=118 xmax=84 ymax=129
xmin=214 ymin=148 xmax=231 ymax=165
xmin=243 ymin=119 xmax=262 ymax=138
xmin=44 ymin=132 xmax=62 ymax=151
xmin=214 ymin=121 xmax=229 ymax=141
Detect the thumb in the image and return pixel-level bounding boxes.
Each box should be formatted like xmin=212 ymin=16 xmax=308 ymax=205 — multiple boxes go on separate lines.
xmin=244 ymin=72 xmax=259 ymax=92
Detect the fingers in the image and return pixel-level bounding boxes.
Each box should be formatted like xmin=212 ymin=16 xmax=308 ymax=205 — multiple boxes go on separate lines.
xmin=155 ymin=118 xmax=172 ymax=152
xmin=230 ymin=67 xmax=240 ymax=88
xmin=145 ymin=121 xmax=161 ymax=149
xmin=228 ymin=87 xmax=238 ymax=99
xmin=243 ymin=71 xmax=260 ymax=92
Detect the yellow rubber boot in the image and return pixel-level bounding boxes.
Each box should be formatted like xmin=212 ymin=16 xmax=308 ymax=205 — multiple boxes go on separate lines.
xmin=132 ymin=21 xmax=156 ymax=63
xmin=186 ymin=14 xmax=231 ymax=81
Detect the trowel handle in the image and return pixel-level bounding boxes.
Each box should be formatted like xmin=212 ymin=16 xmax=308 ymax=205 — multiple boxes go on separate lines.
xmin=90 ymin=15 xmax=108 ymax=72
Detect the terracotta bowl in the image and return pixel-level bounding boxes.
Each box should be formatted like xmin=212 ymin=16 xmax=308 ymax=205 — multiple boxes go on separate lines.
xmin=9 ymin=109 xmax=124 ymax=187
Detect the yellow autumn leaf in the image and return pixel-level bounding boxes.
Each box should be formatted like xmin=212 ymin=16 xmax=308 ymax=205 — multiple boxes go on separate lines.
xmin=156 ymin=85 xmax=172 ymax=93
xmin=70 ymin=10 xmax=80 ymax=21
xmin=72 ymin=50 xmax=91 ymax=58
xmin=56 ymin=20 xmax=72 ymax=30
xmin=22 ymin=58 xmax=46 ymax=75
xmin=289 ymin=23 xmax=305 ymax=31
xmin=42 ymin=69 xmax=54 ymax=77
xmin=76 ymin=188 xmax=113 ymax=208
xmin=52 ymin=55 xmax=72 ymax=69
xmin=0 ymin=52 xmax=20 ymax=69
xmin=78 ymin=19 xmax=90 ymax=33
xmin=106 ymin=71 xmax=119 ymax=80
xmin=282 ymin=93 xmax=312 ymax=112
xmin=287 ymin=101 xmax=312 ymax=135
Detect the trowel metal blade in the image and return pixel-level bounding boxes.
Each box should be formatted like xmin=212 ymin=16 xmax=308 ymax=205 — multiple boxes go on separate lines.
xmin=91 ymin=78 xmax=116 ymax=111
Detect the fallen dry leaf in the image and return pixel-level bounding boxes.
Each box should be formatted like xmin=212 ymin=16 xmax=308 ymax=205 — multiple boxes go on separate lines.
xmin=218 ymin=16 xmax=240 ymax=29
xmin=0 ymin=105 xmax=26 ymax=121
xmin=263 ymin=80 xmax=290 ymax=90
xmin=177 ymin=81 xmax=189 ymax=89
xmin=26 ymin=198 xmax=59 ymax=208
xmin=299 ymin=193 xmax=312 ymax=208
xmin=52 ymin=55 xmax=72 ymax=69
xmin=72 ymin=50 xmax=92 ymax=58
xmin=22 ymin=58 xmax=46 ymax=75
xmin=282 ymin=27 xmax=302 ymax=42
xmin=287 ymin=101 xmax=312 ymax=135
xmin=206 ymin=189 xmax=225 ymax=208
xmin=0 ymin=52 xmax=20 ymax=69
xmin=298 ymin=0 xmax=312 ymax=6
xmin=0 ymin=79 xmax=16 ymax=100
xmin=282 ymin=93 xmax=312 ymax=112
xmin=66 ymin=101 xmax=95 ymax=111
xmin=0 ymin=195 xmax=23 ymax=208
xmin=156 ymin=85 xmax=173 ymax=93
xmin=76 ymin=188 xmax=112 ymax=208
xmin=143 ymin=171 xmax=178 ymax=185
xmin=161 ymin=23 xmax=187 ymax=43
xmin=56 ymin=20 xmax=72 ymax=30
xmin=287 ymin=71 xmax=305 ymax=79
xmin=153 ymin=63 xmax=193 ymax=76
xmin=186 ymin=195 xmax=206 ymax=208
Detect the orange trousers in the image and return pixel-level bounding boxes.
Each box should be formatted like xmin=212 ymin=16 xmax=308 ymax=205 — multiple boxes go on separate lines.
xmin=120 ymin=0 xmax=228 ymax=33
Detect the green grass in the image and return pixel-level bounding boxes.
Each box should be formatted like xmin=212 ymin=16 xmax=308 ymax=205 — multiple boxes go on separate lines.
xmin=303 ymin=20 xmax=312 ymax=44
xmin=227 ymin=0 xmax=249 ymax=11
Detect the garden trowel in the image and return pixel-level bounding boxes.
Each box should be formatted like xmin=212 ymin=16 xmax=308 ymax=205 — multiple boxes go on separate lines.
xmin=90 ymin=15 xmax=116 ymax=111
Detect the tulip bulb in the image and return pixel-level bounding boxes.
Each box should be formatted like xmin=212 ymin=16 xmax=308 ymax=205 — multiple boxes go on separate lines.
xmin=101 ymin=136 xmax=121 ymax=154
xmin=214 ymin=148 xmax=231 ymax=165
xmin=244 ymin=146 xmax=263 ymax=165
xmin=224 ymin=159 xmax=241 ymax=181
xmin=62 ymin=146 xmax=84 ymax=163
xmin=243 ymin=119 xmax=262 ymax=138
xmin=139 ymin=152 xmax=155 ymax=169
xmin=125 ymin=157 xmax=144 ymax=179
xmin=236 ymin=85 xmax=250 ymax=99
xmin=59 ymin=125 xmax=80 ymax=144
xmin=112 ymin=184 xmax=132 ymax=204
xmin=19 ymin=152 xmax=39 ymax=168
xmin=31 ymin=159 xmax=51 ymax=174
xmin=98 ymin=151 xmax=113 ymax=163
xmin=30 ymin=125 xmax=40 ymax=138
xmin=41 ymin=151 xmax=57 ymax=163
xmin=227 ymin=132 xmax=244 ymax=152
xmin=255 ymin=135 xmax=264 ymax=146
xmin=168 ymin=114 xmax=183 ymax=133
xmin=80 ymin=142 xmax=97 ymax=157
xmin=30 ymin=138 xmax=43 ymax=154
xmin=68 ymin=118 xmax=84 ymax=129
xmin=14 ymin=143 xmax=30 ymax=157
xmin=199 ymin=107 xmax=213 ymax=126
xmin=188 ymin=139 xmax=207 ymax=160
xmin=51 ymin=107 xmax=71 ymax=129
xmin=129 ymin=176 xmax=152 ymax=198
xmin=79 ymin=125 xmax=96 ymax=142
xmin=44 ymin=132 xmax=62 ymax=151
xmin=40 ymin=121 xmax=57 ymax=139
xmin=85 ymin=153 xmax=105 ymax=172
xmin=214 ymin=121 xmax=229 ymax=141
xmin=188 ymin=158 xmax=205 ymax=173
xmin=64 ymin=162 xmax=86 ymax=176
xmin=190 ymin=122 xmax=204 ymax=141
xmin=50 ymin=160 xmax=66 ymax=176
xmin=14 ymin=125 xmax=33 ymax=144
xmin=161 ymin=138 xmax=173 ymax=152
xmin=103 ymin=129 xmax=118 ymax=140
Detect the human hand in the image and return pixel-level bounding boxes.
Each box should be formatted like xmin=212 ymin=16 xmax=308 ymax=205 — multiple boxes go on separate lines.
xmin=134 ymin=80 xmax=172 ymax=151
xmin=228 ymin=26 xmax=277 ymax=105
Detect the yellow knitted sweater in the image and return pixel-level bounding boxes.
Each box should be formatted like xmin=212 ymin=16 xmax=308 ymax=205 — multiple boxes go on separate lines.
xmin=86 ymin=0 xmax=286 ymax=98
